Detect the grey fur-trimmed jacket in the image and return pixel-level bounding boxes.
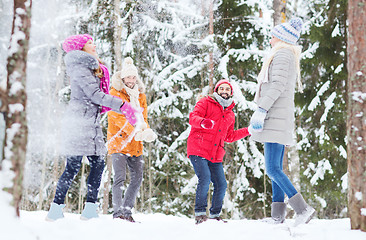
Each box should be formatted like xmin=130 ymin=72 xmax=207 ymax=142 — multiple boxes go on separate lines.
xmin=60 ymin=50 xmax=123 ymax=156
xmin=250 ymin=48 xmax=297 ymax=146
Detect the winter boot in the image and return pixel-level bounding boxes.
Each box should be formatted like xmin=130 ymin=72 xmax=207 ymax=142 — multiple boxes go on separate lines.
xmin=80 ymin=202 xmax=99 ymax=220
xmin=209 ymin=216 xmax=228 ymax=223
xmin=115 ymin=215 xmax=136 ymax=223
xmin=288 ymin=193 xmax=316 ymax=226
xmin=263 ymin=202 xmax=286 ymax=224
xmin=195 ymin=215 xmax=208 ymax=225
xmin=271 ymin=202 xmax=287 ymax=223
xmin=45 ymin=202 xmax=66 ymax=221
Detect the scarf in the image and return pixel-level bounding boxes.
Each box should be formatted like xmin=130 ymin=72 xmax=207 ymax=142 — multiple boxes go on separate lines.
xmin=213 ymin=92 xmax=233 ymax=109
xmin=99 ymin=63 xmax=111 ymax=114
xmin=123 ymin=83 xmax=141 ymax=109
xmin=254 ymin=42 xmax=303 ymax=103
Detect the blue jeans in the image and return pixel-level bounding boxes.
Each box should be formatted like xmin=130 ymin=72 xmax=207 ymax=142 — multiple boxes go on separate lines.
xmin=190 ymin=155 xmax=227 ymax=217
xmin=264 ymin=142 xmax=298 ymax=202
xmin=54 ymin=155 xmax=105 ymax=204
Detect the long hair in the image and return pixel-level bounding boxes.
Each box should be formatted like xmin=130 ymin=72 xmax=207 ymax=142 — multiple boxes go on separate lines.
xmin=260 ymin=41 xmax=303 ymax=92
xmin=93 ymin=57 xmax=105 ymax=78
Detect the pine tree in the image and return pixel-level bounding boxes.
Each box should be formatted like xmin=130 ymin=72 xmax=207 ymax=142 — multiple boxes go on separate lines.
xmin=214 ymin=0 xmax=270 ymax=218
xmin=299 ymin=0 xmax=348 ymax=218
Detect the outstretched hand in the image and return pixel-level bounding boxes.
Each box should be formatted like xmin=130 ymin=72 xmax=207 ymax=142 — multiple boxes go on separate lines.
xmin=120 ymin=102 xmax=143 ymax=125
xmin=249 ymin=107 xmax=267 ymax=133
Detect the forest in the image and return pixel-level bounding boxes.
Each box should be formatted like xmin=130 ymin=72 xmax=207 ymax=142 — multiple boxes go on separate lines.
xmin=1 ymin=0 xmax=364 ymax=229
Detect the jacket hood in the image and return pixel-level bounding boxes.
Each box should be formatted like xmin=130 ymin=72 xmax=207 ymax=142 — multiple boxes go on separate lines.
xmin=64 ymin=50 xmax=99 ymax=70
xmin=111 ymin=70 xmax=146 ymax=93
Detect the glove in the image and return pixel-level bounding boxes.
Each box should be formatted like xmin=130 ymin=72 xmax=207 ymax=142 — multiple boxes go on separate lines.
xmin=201 ymin=119 xmax=215 ymax=129
xmin=120 ymin=102 xmax=141 ymax=125
xmin=249 ymin=107 xmax=267 ymax=133
xmin=134 ymin=131 xmax=144 ymax=141
xmin=142 ymin=128 xmax=157 ymax=142
xmin=134 ymin=128 xmax=157 ymax=142
xmin=139 ymin=121 xmax=148 ymax=130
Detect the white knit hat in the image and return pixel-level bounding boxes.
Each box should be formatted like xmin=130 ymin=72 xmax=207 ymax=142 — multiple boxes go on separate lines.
xmin=120 ymin=57 xmax=139 ymax=79
xmin=271 ymin=17 xmax=303 ymax=45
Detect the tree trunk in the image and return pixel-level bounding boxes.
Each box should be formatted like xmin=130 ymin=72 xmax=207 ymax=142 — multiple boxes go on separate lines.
xmin=102 ymin=155 xmax=112 ymax=214
xmin=148 ymin=142 xmax=152 ymax=213
xmin=208 ymin=0 xmax=214 ymax=94
xmin=347 ymin=0 xmax=366 ymax=231
xmin=114 ymin=0 xmax=122 ymax=71
xmin=78 ymin=157 xmax=86 ymax=213
xmin=272 ymin=0 xmax=287 ymax=26
xmin=0 ymin=0 xmax=32 ymax=217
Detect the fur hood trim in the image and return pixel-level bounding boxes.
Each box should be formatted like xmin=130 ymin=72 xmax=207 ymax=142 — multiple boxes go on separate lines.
xmin=64 ymin=50 xmax=99 ymax=70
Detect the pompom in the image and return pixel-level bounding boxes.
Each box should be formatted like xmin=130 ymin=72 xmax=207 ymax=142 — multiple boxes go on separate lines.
xmin=120 ymin=56 xmax=139 ymax=79
xmin=124 ymin=57 xmax=133 ymax=65
xmin=289 ymin=17 xmax=303 ymax=31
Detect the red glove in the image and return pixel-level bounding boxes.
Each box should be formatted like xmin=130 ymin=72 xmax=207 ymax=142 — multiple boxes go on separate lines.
xmin=201 ymin=119 xmax=215 ymax=129
xmin=120 ymin=102 xmax=140 ymax=125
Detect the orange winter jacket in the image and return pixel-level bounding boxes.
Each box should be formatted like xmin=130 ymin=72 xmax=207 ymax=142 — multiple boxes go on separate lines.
xmin=107 ymin=87 xmax=148 ymax=156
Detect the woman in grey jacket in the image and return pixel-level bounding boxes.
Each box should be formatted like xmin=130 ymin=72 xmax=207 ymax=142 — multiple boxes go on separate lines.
xmin=249 ymin=18 xmax=315 ymax=226
xmin=46 ymin=34 xmax=139 ymax=221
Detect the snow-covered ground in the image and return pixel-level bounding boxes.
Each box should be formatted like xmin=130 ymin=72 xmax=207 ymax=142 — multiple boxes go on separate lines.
xmin=1 ymin=211 xmax=365 ymax=240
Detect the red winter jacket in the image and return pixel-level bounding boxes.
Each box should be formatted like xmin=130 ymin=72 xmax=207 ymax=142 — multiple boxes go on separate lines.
xmin=187 ymin=96 xmax=250 ymax=163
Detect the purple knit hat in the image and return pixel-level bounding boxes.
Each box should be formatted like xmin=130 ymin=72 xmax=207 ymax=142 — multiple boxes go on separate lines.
xmin=62 ymin=34 xmax=93 ymax=53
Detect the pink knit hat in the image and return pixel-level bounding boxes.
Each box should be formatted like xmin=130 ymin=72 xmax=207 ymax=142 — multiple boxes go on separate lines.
xmin=62 ymin=34 xmax=93 ymax=53
xmin=214 ymin=79 xmax=233 ymax=95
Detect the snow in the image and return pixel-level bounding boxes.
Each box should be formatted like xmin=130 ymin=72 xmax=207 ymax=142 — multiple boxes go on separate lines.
xmin=8 ymin=103 xmax=24 ymax=114
xmin=0 ymin=211 xmax=365 ymax=240
xmin=304 ymin=159 xmax=333 ymax=186
xmin=334 ymin=64 xmax=343 ymax=74
xmin=8 ymin=80 xmax=24 ymax=95
xmin=315 ymin=194 xmax=327 ymax=208
xmin=355 ymin=192 xmax=362 ymax=201
xmin=4 ymin=123 xmax=21 ymax=159
xmin=341 ymin=173 xmax=348 ymax=192
xmin=0 ymin=0 xmax=362 ymax=237
xmin=331 ymin=23 xmax=340 ymax=37
xmin=320 ymin=92 xmax=336 ymax=123
xmin=352 ymin=91 xmax=366 ymax=103
xmin=308 ymin=81 xmax=330 ymax=111
xmin=362 ymin=208 xmax=366 ymax=216
xmin=338 ymin=145 xmax=347 ymax=159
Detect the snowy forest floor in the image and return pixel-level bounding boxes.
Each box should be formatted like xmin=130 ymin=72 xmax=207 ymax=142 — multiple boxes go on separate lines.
xmin=1 ymin=211 xmax=366 ymax=240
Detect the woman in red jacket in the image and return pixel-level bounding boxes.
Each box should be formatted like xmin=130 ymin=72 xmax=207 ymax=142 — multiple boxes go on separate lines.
xmin=187 ymin=79 xmax=250 ymax=224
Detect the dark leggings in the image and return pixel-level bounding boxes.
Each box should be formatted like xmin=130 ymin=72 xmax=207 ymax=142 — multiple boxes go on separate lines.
xmin=53 ymin=155 xmax=105 ymax=204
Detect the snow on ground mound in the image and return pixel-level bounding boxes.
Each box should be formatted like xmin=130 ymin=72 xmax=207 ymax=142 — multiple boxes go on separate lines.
xmin=1 ymin=211 xmax=365 ymax=240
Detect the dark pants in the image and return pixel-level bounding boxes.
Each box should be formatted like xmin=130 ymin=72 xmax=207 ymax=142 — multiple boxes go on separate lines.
xmin=53 ymin=155 xmax=105 ymax=204
xmin=112 ymin=153 xmax=144 ymax=218
xmin=189 ymin=155 xmax=227 ymax=218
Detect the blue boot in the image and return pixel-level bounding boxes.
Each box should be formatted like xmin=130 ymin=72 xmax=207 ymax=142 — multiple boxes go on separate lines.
xmin=80 ymin=202 xmax=99 ymax=220
xmin=46 ymin=202 xmax=66 ymax=221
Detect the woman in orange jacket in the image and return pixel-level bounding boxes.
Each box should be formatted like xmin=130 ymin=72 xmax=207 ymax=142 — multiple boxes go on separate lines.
xmin=107 ymin=57 xmax=157 ymax=222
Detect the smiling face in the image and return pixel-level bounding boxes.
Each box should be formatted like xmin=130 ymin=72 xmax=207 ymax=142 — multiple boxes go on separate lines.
xmin=123 ymin=75 xmax=137 ymax=89
xmin=217 ymin=83 xmax=232 ymax=99
xmin=82 ymin=39 xmax=97 ymax=57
